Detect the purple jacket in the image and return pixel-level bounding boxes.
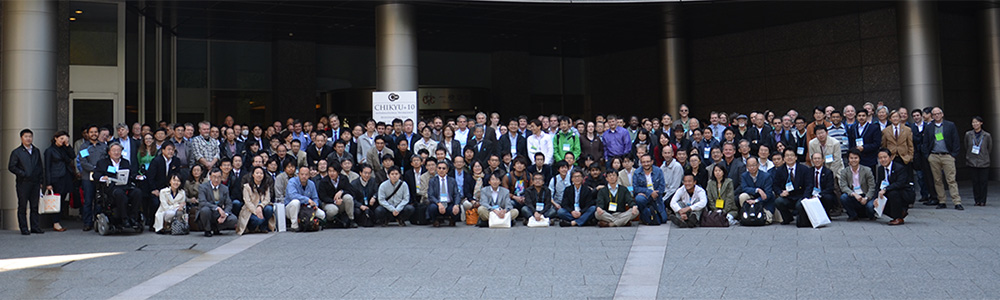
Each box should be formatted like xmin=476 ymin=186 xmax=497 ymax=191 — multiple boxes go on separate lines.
xmin=603 ymin=126 xmax=632 ymax=161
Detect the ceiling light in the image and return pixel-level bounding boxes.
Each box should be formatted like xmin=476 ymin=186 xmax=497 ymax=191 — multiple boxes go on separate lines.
xmin=75 ymin=10 xmax=83 ymax=14
xmin=69 ymin=17 xmax=76 ymax=21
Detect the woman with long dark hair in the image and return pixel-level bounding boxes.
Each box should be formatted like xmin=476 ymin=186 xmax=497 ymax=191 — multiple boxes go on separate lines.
xmin=237 ymin=166 xmax=275 ymax=235
xmin=44 ymin=131 xmax=75 ymax=232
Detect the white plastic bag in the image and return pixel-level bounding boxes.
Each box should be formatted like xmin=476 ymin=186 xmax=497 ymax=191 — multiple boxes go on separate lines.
xmin=801 ymin=197 xmax=831 ymax=228
xmin=488 ymin=211 xmax=511 ymax=228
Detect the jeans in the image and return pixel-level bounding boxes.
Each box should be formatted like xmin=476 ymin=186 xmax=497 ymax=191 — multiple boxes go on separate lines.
xmin=246 ymin=205 xmax=274 ymax=233
xmin=82 ymin=180 xmax=96 ymax=226
xmin=557 ymin=206 xmax=596 ymax=226
xmin=520 ymin=207 xmax=557 ymax=220
xmin=840 ymin=193 xmax=874 ymax=219
xmin=232 ymin=200 xmax=243 ymax=219
xmin=635 ymin=193 xmax=668 ymax=223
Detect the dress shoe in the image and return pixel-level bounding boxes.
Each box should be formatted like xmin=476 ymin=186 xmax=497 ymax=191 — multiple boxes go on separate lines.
xmin=597 ymin=221 xmax=610 ymax=227
xmin=448 ymin=220 xmax=456 ymax=227
xmin=349 ymin=221 xmax=358 ymax=228
xmin=432 ymin=220 xmax=441 ymax=227
xmin=21 ymin=230 xmax=29 ymax=235
xmin=204 ymin=231 xmax=213 ymax=237
xmin=397 ymin=219 xmax=406 ymax=227
xmin=888 ymin=218 xmax=904 ymax=225
xmin=213 ymin=229 xmax=221 ymax=235
xmin=847 ymin=217 xmax=859 ymax=222
xmin=936 ymin=203 xmax=947 ymax=209
xmin=923 ymin=200 xmax=941 ymax=206
xmin=53 ymin=227 xmax=66 ymax=232
xmin=955 ymin=204 xmax=964 ymax=210
xmin=30 ymin=229 xmax=44 ymax=234
xmin=83 ymin=226 xmax=93 ymax=232
xmin=559 ymin=220 xmax=571 ymax=227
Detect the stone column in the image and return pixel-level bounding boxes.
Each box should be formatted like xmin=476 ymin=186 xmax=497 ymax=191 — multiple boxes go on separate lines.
xmin=981 ymin=3 xmax=1000 ymax=178
xmin=375 ymin=3 xmax=417 ymax=92
xmin=1 ymin=0 xmax=57 ymax=230
xmin=660 ymin=4 xmax=686 ymax=119
xmin=897 ymin=0 xmax=944 ymax=109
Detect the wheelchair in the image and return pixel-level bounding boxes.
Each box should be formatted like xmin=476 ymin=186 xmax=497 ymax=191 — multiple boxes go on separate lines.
xmin=94 ymin=180 xmax=145 ymax=235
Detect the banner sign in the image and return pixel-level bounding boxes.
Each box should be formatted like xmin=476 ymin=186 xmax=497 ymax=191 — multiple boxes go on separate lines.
xmin=372 ymin=91 xmax=417 ymax=124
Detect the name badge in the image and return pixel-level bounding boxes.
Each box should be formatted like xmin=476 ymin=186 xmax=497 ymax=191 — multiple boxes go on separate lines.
xmin=812 ymin=187 xmax=820 ymax=196
xmin=608 ymin=201 xmax=618 ymax=211
xmin=853 ymin=186 xmax=863 ymax=195
xmin=796 ymin=147 xmax=804 ymax=155
xmin=880 ymin=180 xmax=889 ymax=190
xmin=80 ymin=149 xmax=90 ymax=158
xmin=703 ymin=147 xmax=711 ymax=159
xmin=574 ymin=203 xmax=580 ymax=211
xmin=855 ymin=138 xmax=864 ymax=147
xmin=824 ymin=154 xmax=834 ymax=163
xmin=439 ymin=193 xmax=448 ymax=202
xmin=715 ymin=199 xmax=725 ymax=209
xmin=935 ymin=132 xmax=944 ymax=141
xmin=492 ymin=205 xmax=500 ymax=210
xmin=562 ymin=144 xmax=571 ymax=152
xmin=535 ymin=202 xmax=545 ymax=211
xmin=627 ymin=186 xmax=634 ymax=192
xmin=646 ymin=182 xmax=653 ymax=188
xmin=972 ymin=145 xmax=981 ymax=155
xmin=785 ymin=182 xmax=794 ymax=192
xmin=107 ymin=166 xmax=117 ymax=173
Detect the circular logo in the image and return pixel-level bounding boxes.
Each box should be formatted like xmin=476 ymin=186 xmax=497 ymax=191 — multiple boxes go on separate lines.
xmin=388 ymin=93 xmax=399 ymax=101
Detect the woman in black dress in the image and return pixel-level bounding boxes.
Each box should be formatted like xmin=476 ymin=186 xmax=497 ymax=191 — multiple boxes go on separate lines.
xmin=44 ymin=131 xmax=76 ymax=232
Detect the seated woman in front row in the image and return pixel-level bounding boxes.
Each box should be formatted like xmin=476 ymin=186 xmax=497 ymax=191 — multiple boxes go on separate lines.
xmin=237 ymin=166 xmax=275 ymax=235
xmin=153 ymin=174 xmax=187 ymax=234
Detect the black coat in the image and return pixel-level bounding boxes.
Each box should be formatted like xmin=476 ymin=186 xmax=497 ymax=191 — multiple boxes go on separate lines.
xmin=93 ymin=157 xmax=138 ymax=186
xmin=744 ymin=126 xmax=775 ymax=154
xmin=450 ymin=169 xmax=476 ymax=201
xmin=468 ymin=138 xmax=495 ymax=166
xmin=561 ymin=184 xmax=595 ymax=211
xmin=146 ymin=155 xmax=182 ymax=192
xmin=44 ymin=146 xmax=75 ymax=193
xmin=306 ymin=144 xmax=333 ymax=167
xmin=496 ymin=133 xmax=528 ymax=160
xmin=9 ymin=145 xmax=44 ymax=183
xmin=770 ymin=163 xmax=811 ymax=201
xmin=318 ymin=174 xmax=355 ymax=205
xmin=804 ymin=166 xmax=837 ymax=200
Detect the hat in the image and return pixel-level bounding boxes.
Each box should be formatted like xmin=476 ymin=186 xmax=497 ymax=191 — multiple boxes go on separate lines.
xmin=736 ymin=114 xmax=748 ymax=120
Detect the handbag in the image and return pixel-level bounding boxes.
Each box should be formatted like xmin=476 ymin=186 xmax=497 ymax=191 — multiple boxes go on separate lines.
xmin=274 ymin=202 xmax=287 ymax=232
xmin=700 ymin=209 xmax=729 ymax=227
xmin=171 ymin=210 xmax=190 ymax=235
xmin=527 ymin=216 xmax=549 ymax=227
xmin=488 ymin=211 xmax=511 ymax=228
xmin=464 ymin=208 xmax=478 ymax=225
xmin=739 ymin=202 xmax=768 ymax=226
xmin=40 ymin=190 xmax=61 ymax=214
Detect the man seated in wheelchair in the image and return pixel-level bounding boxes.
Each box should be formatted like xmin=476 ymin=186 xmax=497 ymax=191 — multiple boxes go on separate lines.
xmin=93 ymin=142 xmax=144 ymax=227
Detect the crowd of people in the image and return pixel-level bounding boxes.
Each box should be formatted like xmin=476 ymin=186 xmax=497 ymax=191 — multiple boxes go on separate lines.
xmin=7 ymin=101 xmax=992 ymax=236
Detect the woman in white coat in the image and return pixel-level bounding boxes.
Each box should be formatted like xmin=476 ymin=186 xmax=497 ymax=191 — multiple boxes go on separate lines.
xmin=154 ymin=174 xmax=187 ymax=233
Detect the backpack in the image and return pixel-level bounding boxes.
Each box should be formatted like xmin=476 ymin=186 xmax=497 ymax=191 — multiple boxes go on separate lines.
xmin=298 ymin=204 xmax=323 ymax=232
xmin=740 ymin=202 xmax=768 ymax=226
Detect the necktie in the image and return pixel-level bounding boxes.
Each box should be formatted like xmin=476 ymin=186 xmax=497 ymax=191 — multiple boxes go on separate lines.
xmin=213 ymin=187 xmax=220 ymax=202
xmin=789 ymin=167 xmax=794 ymax=180
xmin=815 ymin=170 xmax=820 ymax=188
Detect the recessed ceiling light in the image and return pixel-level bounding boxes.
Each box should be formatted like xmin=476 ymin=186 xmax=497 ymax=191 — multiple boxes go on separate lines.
xmin=75 ymin=10 xmax=83 ymax=14
xmin=69 ymin=17 xmax=76 ymax=21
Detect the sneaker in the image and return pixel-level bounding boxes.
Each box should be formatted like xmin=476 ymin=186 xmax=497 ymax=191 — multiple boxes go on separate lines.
xmin=559 ymin=220 xmax=571 ymax=227
xmin=597 ymin=221 xmax=610 ymax=227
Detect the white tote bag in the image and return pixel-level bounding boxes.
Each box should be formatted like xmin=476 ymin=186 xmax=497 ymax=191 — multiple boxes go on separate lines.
xmin=488 ymin=211 xmax=511 ymax=228
xmin=801 ymin=197 xmax=831 ymax=228
xmin=274 ymin=202 xmax=287 ymax=232
xmin=39 ymin=190 xmax=61 ymax=214
xmin=872 ymin=195 xmax=886 ymax=218
xmin=527 ymin=216 xmax=549 ymax=227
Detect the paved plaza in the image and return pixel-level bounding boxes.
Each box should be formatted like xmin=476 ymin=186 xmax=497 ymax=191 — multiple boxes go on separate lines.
xmin=1 ymin=182 xmax=998 ymax=299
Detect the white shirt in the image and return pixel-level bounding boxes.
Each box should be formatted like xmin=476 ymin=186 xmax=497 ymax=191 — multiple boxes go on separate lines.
xmin=670 ymin=185 xmax=708 ymax=213
xmin=454 ymin=129 xmax=470 ymax=148
xmin=527 ymin=132 xmax=553 ymax=165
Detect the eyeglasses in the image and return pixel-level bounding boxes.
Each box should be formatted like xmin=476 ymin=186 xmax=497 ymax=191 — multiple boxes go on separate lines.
xmin=437 ymin=167 xmax=447 ymax=170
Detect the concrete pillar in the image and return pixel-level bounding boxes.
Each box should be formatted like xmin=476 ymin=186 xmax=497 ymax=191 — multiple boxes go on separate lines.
xmin=897 ymin=0 xmax=944 ymax=110
xmin=981 ymin=3 xmax=1000 ymax=178
xmin=660 ymin=4 xmax=686 ymax=119
xmin=1 ymin=0 xmax=57 ymax=230
xmin=375 ymin=3 xmax=417 ymax=92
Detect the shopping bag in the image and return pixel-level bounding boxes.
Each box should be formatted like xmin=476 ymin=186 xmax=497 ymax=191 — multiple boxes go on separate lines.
xmin=40 ymin=190 xmax=61 ymax=214
xmin=801 ymin=197 xmax=831 ymax=228
xmin=488 ymin=211 xmax=511 ymax=228
xmin=526 ymin=216 xmax=549 ymax=227
xmin=873 ymin=195 xmax=886 ymax=218
xmin=274 ymin=202 xmax=286 ymax=232
xmin=464 ymin=209 xmax=478 ymax=225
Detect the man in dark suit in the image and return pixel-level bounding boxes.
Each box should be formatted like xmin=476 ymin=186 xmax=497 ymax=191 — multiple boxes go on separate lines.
xmin=112 ymin=123 xmax=140 ymax=167
xmin=773 ymin=148 xmax=811 ymax=225
xmin=93 ymin=143 xmax=144 ymax=229
xmin=848 ymin=110 xmax=882 ymax=168
xmin=497 ymin=122 xmax=528 ymax=161
xmin=908 ymin=108 xmax=933 ymax=203
xmin=450 ymin=156 xmax=475 ymax=210
xmin=557 ymin=170 xmax=596 ymax=227
xmin=318 ymin=165 xmax=357 ymax=228
xmin=197 ymin=168 xmax=237 ymax=236
xmin=744 ymin=114 xmax=774 ymax=155
xmin=468 ymin=126 xmax=494 ymax=166
xmin=801 ymin=152 xmax=838 ymax=223
xmin=306 ymin=133 xmax=333 ymax=167
xmin=145 ymin=141 xmax=181 ymax=228
xmin=427 ymin=161 xmax=461 ymax=227
xmin=922 ymin=107 xmax=963 ymax=209
xmin=876 ymin=149 xmax=911 ymax=225
xmin=401 ymin=155 xmax=423 ymax=205
xmin=326 ymin=140 xmax=354 ymax=168
xmin=7 ymin=129 xmax=45 ymax=235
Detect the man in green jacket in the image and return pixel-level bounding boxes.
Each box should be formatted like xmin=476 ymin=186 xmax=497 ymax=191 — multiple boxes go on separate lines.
xmin=553 ymin=116 xmax=581 ymax=163
xmin=595 ymin=169 xmax=638 ymax=227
